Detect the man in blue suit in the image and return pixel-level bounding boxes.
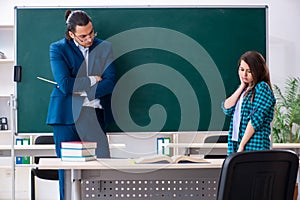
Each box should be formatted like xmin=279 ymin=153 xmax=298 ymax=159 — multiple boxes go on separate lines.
xmin=46 ymin=10 xmax=116 ymax=200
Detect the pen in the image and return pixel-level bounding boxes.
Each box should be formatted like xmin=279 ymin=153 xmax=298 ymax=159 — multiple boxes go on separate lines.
xmin=37 ymin=76 xmax=57 ymax=85
xmin=37 ymin=76 xmax=59 ymax=88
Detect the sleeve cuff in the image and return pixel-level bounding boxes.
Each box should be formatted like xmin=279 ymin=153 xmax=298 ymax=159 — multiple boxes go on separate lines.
xmin=89 ymin=76 xmax=97 ymax=86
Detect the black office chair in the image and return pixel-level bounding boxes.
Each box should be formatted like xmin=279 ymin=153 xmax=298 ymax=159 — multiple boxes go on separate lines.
xmin=204 ymin=135 xmax=228 ymax=143
xmin=31 ymin=135 xmax=59 ymax=200
xmin=217 ymin=150 xmax=299 ymax=200
xmin=204 ymin=135 xmax=228 ymax=159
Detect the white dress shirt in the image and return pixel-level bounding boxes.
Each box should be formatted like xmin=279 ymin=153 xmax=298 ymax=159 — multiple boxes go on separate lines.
xmin=75 ymin=40 xmax=102 ymax=109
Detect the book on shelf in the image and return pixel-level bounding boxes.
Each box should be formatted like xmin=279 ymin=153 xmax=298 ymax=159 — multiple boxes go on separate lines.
xmin=61 ymin=141 xmax=97 ymax=149
xmin=15 ymin=138 xmax=31 ymax=164
xmin=61 ymin=155 xmax=97 ymax=162
xmin=157 ymin=137 xmax=171 ymax=156
xmin=61 ymin=148 xmax=96 ymax=157
xmin=134 ymin=154 xmax=208 ymax=164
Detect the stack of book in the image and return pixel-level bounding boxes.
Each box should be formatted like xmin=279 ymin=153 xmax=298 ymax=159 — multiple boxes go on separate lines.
xmin=61 ymin=141 xmax=97 ymax=162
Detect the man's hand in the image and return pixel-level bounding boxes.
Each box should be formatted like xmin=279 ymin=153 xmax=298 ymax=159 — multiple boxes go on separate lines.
xmin=95 ymin=76 xmax=102 ymax=82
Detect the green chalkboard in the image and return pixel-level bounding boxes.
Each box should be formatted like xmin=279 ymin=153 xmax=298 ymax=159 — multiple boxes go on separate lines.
xmin=16 ymin=6 xmax=267 ymax=133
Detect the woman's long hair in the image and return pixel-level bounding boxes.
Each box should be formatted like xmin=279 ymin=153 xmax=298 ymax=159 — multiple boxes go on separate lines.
xmin=238 ymin=51 xmax=273 ymax=102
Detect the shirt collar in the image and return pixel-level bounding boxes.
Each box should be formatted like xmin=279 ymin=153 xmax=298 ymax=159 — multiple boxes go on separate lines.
xmin=74 ymin=39 xmax=89 ymax=52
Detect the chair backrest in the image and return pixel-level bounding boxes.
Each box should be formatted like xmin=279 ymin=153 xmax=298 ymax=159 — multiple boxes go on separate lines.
xmin=34 ymin=135 xmax=55 ymax=164
xmin=204 ymin=135 xmax=228 ymax=159
xmin=31 ymin=135 xmax=58 ymax=200
xmin=217 ymin=150 xmax=299 ymax=200
xmin=204 ymin=135 xmax=228 ymax=143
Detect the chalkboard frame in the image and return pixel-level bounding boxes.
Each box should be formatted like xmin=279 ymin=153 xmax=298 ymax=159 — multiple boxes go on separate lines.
xmin=15 ymin=6 xmax=268 ymax=134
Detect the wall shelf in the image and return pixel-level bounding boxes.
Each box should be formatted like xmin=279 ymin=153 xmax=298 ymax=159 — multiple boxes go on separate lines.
xmin=0 ymin=25 xmax=14 ymax=29
xmin=0 ymin=130 xmax=12 ymax=134
xmin=0 ymin=59 xmax=14 ymax=63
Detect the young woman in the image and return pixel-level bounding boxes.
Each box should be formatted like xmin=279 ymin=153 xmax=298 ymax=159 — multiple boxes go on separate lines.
xmin=222 ymin=51 xmax=276 ymax=155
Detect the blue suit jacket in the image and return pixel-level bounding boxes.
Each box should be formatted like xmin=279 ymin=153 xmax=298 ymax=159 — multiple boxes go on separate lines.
xmin=46 ymin=38 xmax=116 ymax=126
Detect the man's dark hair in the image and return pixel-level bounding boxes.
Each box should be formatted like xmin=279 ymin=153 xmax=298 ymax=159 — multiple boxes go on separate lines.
xmin=65 ymin=10 xmax=92 ymax=41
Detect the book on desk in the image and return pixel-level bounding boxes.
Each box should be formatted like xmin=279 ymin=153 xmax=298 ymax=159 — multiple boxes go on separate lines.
xmin=134 ymin=154 xmax=208 ymax=164
xmin=61 ymin=141 xmax=97 ymax=162
xmin=61 ymin=141 xmax=97 ymax=149
xmin=61 ymin=148 xmax=96 ymax=157
xmin=61 ymin=155 xmax=97 ymax=162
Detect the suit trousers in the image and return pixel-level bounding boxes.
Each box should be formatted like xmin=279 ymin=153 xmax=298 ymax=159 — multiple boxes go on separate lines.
xmin=52 ymin=106 xmax=110 ymax=200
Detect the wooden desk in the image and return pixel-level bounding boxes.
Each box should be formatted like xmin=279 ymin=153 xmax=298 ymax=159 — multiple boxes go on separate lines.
xmin=39 ymin=158 xmax=224 ymax=200
xmin=0 ymin=144 xmax=126 ymax=200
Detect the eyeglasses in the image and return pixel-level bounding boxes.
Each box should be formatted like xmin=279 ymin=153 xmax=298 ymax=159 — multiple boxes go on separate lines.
xmin=73 ymin=30 xmax=97 ymax=43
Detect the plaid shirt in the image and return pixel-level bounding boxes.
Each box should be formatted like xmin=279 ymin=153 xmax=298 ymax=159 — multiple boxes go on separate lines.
xmin=222 ymin=81 xmax=276 ymax=155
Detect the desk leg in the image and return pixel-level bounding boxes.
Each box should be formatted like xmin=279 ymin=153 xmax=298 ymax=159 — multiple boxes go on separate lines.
xmin=72 ymin=169 xmax=82 ymax=200
xmin=64 ymin=169 xmax=82 ymax=200
xmin=64 ymin=170 xmax=72 ymax=200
